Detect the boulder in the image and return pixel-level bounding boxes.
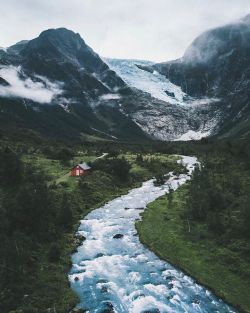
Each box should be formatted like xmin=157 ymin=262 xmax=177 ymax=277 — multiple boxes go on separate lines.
xmin=74 ymin=233 xmax=86 ymax=241
xmin=101 ymin=302 xmax=114 ymax=313
xmin=73 ymin=233 xmax=86 ymax=246
xmin=164 ymin=90 xmax=175 ymax=98
xmin=97 ymin=279 xmax=109 ymax=284
xmin=113 ymin=234 xmax=124 ymax=239
xmin=165 ymin=275 xmax=174 ymax=281
xmin=100 ymin=286 xmax=108 ymax=293
xmin=96 ymin=253 xmax=105 ymax=258
xmin=71 ymin=247 xmax=78 ymax=254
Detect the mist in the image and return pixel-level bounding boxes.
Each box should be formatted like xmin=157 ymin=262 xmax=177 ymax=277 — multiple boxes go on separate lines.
xmin=0 ymin=66 xmax=62 ymax=103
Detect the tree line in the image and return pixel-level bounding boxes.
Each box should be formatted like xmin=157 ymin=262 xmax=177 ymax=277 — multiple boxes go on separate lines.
xmin=183 ymin=142 xmax=250 ymax=258
xmin=0 ymin=147 xmax=75 ymax=312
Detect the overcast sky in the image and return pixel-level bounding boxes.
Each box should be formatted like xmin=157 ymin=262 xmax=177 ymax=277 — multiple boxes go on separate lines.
xmin=1 ymin=0 xmax=250 ymax=62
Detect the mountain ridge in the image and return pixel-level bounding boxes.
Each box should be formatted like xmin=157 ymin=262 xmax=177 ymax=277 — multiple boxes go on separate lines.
xmin=0 ymin=28 xmax=149 ymax=142
xmin=1 ymin=18 xmax=250 ymax=142
xmin=137 ymin=14 xmax=250 ymax=139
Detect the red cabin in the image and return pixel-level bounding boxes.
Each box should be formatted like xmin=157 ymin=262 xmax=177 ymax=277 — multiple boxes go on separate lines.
xmin=71 ymin=163 xmax=91 ymax=177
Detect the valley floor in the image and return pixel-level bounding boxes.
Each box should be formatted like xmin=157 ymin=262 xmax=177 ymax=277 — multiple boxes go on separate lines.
xmin=1 ymin=146 xmax=182 ymax=313
xmin=136 ymin=185 xmax=250 ymax=313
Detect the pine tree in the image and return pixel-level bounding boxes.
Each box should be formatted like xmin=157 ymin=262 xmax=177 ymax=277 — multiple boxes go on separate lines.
xmin=59 ymin=193 xmax=73 ymax=230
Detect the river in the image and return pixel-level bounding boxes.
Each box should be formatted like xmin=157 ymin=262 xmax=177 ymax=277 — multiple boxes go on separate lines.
xmin=69 ymin=156 xmax=236 ymax=313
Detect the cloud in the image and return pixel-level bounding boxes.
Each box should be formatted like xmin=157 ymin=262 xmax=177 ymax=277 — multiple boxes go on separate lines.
xmin=99 ymin=93 xmax=121 ymax=101
xmin=1 ymin=1 xmax=250 ymax=61
xmin=0 ymin=66 xmax=62 ymax=103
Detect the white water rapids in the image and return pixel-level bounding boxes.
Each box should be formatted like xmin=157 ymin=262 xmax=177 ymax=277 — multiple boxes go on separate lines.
xmin=69 ymin=156 xmax=237 ymax=313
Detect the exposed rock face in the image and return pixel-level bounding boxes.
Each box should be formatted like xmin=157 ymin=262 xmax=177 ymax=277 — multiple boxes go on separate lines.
xmin=118 ymin=87 xmax=222 ymax=141
xmin=153 ymin=15 xmax=250 ymax=98
xmin=107 ymin=58 xmax=223 ymax=140
xmin=134 ymin=14 xmax=250 ymax=139
xmin=0 ymin=28 xmax=222 ymax=142
xmin=0 ymin=76 xmax=9 ymax=86
xmin=1 ymin=16 xmax=250 ymax=142
xmin=3 ymin=28 xmax=125 ymax=98
xmin=0 ymin=28 xmax=148 ymax=142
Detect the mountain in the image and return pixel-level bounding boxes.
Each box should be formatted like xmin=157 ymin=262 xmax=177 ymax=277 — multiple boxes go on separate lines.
xmin=143 ymin=14 xmax=250 ymax=139
xmin=2 ymin=28 xmax=126 ymax=97
xmin=1 ymin=17 xmax=250 ymax=143
xmin=107 ymin=58 xmax=223 ymax=140
xmin=0 ymin=28 xmax=148 ymax=142
xmin=152 ymin=15 xmax=250 ymax=98
xmin=105 ymin=59 xmax=189 ymax=105
xmin=0 ymin=27 xmax=222 ymax=142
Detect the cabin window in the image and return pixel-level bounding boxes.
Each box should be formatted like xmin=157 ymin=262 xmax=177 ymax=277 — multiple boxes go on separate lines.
xmin=76 ymin=170 xmax=80 ymax=176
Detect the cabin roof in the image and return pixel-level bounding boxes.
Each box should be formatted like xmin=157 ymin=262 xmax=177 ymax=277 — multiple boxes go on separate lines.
xmin=77 ymin=163 xmax=91 ymax=170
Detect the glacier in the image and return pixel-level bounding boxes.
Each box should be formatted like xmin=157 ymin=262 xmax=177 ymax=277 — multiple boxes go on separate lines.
xmin=105 ymin=58 xmax=221 ymax=141
xmin=105 ymin=58 xmax=188 ymax=105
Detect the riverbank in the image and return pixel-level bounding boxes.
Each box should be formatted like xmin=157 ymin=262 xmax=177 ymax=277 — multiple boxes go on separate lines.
xmin=2 ymin=150 xmax=182 ymax=313
xmin=25 ymin=177 xmax=146 ymax=313
xmin=136 ymin=185 xmax=250 ymax=313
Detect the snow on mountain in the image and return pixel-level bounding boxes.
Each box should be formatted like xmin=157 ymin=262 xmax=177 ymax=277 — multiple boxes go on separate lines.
xmin=105 ymin=15 xmax=250 ymax=141
xmin=175 ymin=130 xmax=211 ymax=141
xmin=0 ymin=27 xmax=233 ymax=143
xmin=129 ymin=98 xmax=221 ymax=141
xmin=105 ymin=58 xmax=188 ymax=105
xmin=105 ymin=58 xmax=222 ymax=141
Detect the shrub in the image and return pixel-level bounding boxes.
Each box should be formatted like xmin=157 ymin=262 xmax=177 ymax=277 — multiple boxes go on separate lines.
xmin=48 ymin=243 xmax=61 ymax=262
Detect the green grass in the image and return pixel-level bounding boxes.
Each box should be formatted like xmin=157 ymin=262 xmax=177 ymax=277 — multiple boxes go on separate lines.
xmin=22 ymin=152 xmax=98 ymax=180
xmin=136 ymin=185 xmax=250 ymax=313
xmin=123 ymin=152 xmax=179 ymax=163
xmin=72 ymin=152 xmax=98 ymax=165
xmin=22 ymin=154 xmax=67 ymax=179
xmin=22 ymin=152 xmax=103 ymax=189
xmin=6 ymin=151 xmax=185 ymax=313
xmin=9 ymin=151 xmax=177 ymax=312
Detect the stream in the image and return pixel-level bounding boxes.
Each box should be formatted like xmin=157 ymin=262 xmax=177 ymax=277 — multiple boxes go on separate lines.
xmin=69 ymin=156 xmax=237 ymax=313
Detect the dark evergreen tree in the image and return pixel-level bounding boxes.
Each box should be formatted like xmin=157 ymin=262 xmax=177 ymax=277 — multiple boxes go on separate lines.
xmin=59 ymin=193 xmax=73 ymax=230
xmin=0 ymin=147 xmax=23 ymax=186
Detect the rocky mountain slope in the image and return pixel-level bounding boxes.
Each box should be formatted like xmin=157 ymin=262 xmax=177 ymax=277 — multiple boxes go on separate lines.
xmin=106 ymin=58 xmax=189 ymax=105
xmin=0 ymin=27 xmax=221 ymax=142
xmin=153 ymin=15 xmax=250 ymax=98
xmin=107 ymin=58 xmax=223 ymax=140
xmin=144 ymin=14 xmax=250 ymax=139
xmin=1 ymin=16 xmax=250 ymax=142
xmin=0 ymin=28 xmax=148 ymax=142
xmin=1 ymin=28 xmax=125 ymax=99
